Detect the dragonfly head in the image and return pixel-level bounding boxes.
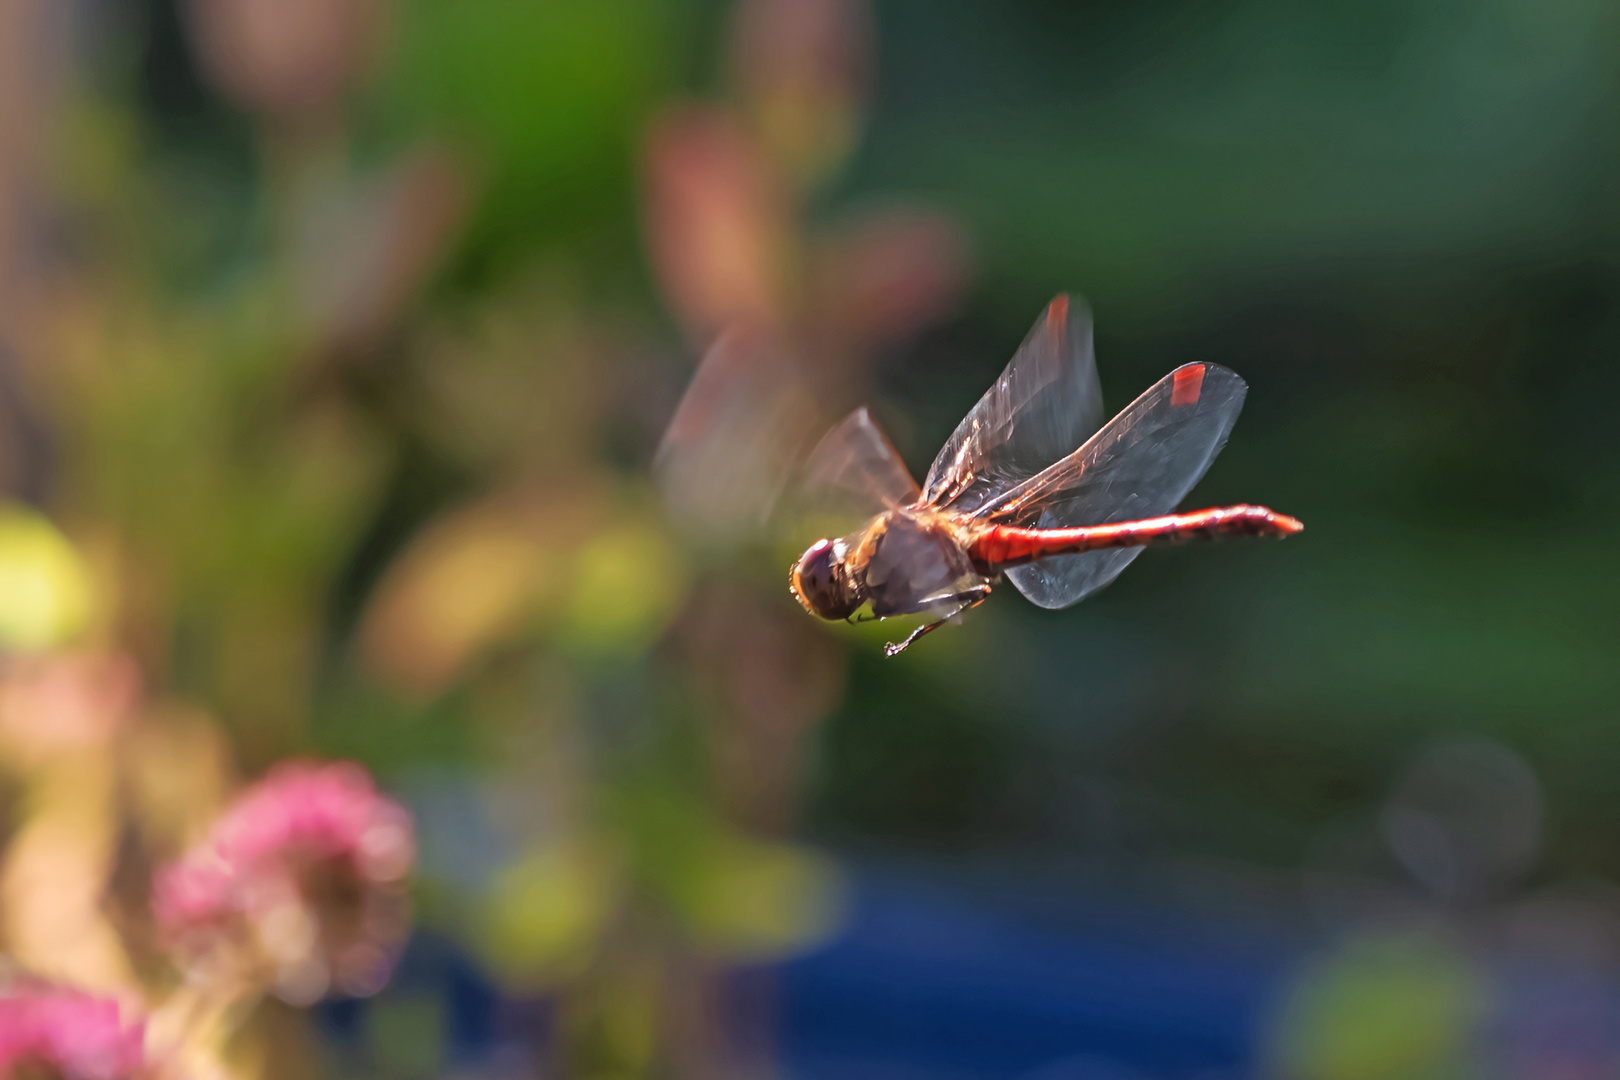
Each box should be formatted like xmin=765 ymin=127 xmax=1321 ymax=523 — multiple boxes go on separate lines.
xmin=790 ymin=538 xmax=863 ymax=620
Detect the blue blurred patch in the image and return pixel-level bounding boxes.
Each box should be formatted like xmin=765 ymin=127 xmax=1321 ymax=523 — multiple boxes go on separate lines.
xmin=314 ymin=868 xmax=1295 ymax=1078
xmin=773 ymin=870 xmax=1291 ymax=1079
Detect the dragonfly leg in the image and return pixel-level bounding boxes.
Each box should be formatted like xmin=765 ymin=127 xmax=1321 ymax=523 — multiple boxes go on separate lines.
xmin=883 ymin=586 xmax=992 ymax=658
xmin=846 ymin=610 xmax=880 ymax=624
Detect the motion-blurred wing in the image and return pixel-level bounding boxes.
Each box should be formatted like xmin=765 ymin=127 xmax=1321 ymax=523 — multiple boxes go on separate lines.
xmin=986 ymin=363 xmax=1247 ymax=609
xmin=920 ymin=295 xmax=1104 ymax=515
xmin=654 ymin=328 xmax=821 ymax=545
xmin=801 ymin=407 xmax=922 ymax=518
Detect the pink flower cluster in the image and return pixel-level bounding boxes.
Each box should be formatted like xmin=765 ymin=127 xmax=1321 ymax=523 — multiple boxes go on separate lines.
xmin=0 ymin=989 xmax=145 ymax=1080
xmin=153 ymin=760 xmax=414 ymax=1000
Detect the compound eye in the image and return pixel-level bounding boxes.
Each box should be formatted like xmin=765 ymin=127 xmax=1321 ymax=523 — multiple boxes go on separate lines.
xmin=790 ymin=539 xmax=858 ymax=620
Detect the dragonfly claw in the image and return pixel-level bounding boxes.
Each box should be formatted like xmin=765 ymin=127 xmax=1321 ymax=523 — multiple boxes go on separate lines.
xmin=883 ymin=585 xmax=993 ymax=657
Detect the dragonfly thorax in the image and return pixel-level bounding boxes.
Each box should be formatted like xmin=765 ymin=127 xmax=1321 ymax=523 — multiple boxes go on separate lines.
xmin=858 ymin=511 xmax=981 ymax=619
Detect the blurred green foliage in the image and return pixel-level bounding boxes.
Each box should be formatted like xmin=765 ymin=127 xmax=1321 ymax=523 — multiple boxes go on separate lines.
xmin=378 ymin=0 xmax=676 ymax=277
xmin=1272 ymin=933 xmax=1485 ymax=1080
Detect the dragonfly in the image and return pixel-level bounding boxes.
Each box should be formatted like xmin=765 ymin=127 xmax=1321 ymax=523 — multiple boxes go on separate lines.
xmin=789 ymin=295 xmax=1303 ymax=656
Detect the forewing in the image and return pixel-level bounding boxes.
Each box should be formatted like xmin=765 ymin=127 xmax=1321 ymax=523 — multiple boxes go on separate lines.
xmin=654 ymin=328 xmax=821 ymax=545
xmin=988 ymin=363 xmax=1248 ymax=609
xmin=801 ymin=407 xmax=922 ymax=518
xmin=920 ymin=295 xmax=1104 ymax=515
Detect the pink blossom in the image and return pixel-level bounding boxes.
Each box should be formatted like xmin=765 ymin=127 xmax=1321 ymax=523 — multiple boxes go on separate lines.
xmin=0 ymin=988 xmax=145 ymax=1080
xmin=153 ymin=760 xmax=414 ymax=1001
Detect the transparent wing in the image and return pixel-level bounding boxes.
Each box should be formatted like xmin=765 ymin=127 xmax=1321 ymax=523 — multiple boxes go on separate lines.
xmin=986 ymin=363 xmax=1248 ymax=609
xmin=920 ymin=295 xmax=1104 ymax=515
xmin=654 ymin=328 xmax=821 ymax=545
xmin=801 ymin=407 xmax=922 ymax=518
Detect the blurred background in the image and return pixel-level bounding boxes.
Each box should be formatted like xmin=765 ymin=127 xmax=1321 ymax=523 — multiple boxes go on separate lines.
xmin=0 ymin=0 xmax=1617 ymax=1076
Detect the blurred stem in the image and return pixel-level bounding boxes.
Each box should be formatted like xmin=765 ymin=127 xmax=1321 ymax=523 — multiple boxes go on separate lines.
xmin=0 ymin=747 xmax=136 ymax=993
xmin=148 ymin=976 xmax=265 ymax=1080
xmin=257 ymin=114 xmax=352 ymax=267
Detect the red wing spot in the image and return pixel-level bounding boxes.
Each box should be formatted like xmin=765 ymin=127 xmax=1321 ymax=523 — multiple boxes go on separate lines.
xmin=1172 ymin=364 xmax=1205 ymax=407
xmin=1046 ymin=295 xmax=1069 ymax=335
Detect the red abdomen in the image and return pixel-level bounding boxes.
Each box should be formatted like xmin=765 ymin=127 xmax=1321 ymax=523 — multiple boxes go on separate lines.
xmin=968 ymin=504 xmax=1303 ymax=573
